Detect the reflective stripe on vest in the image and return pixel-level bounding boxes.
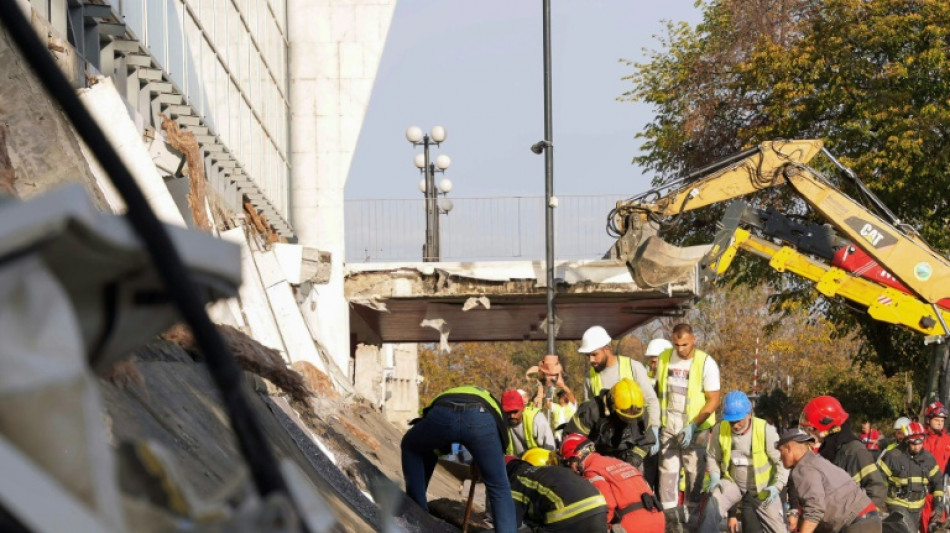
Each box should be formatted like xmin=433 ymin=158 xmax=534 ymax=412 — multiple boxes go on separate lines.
xmin=718 ymin=418 xmax=773 ymax=492
xmin=656 ymin=348 xmax=715 ymax=430
xmin=589 ymin=355 xmax=635 ymax=396
xmin=507 ymin=406 xmax=540 ymax=454
xmin=429 ymin=386 xmax=503 ymax=418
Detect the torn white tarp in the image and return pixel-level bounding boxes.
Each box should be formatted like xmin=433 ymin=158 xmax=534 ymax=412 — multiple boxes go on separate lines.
xmin=420 ymin=317 xmax=451 ymax=353
xmin=461 ymin=296 xmax=490 ymax=311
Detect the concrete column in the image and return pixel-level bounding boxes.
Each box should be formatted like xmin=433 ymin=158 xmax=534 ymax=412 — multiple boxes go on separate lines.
xmin=287 ymin=0 xmax=397 ymax=375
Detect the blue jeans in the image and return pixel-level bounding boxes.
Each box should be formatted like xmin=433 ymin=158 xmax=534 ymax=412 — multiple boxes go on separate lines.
xmin=401 ymin=402 xmax=517 ymax=533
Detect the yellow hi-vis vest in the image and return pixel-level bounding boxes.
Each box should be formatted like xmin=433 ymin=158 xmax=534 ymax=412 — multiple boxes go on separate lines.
xmin=718 ymin=418 xmax=774 ymax=493
xmin=656 ymin=348 xmax=715 ymax=431
xmin=507 ymin=406 xmax=540 ymax=454
xmin=589 ymin=355 xmax=635 ymax=396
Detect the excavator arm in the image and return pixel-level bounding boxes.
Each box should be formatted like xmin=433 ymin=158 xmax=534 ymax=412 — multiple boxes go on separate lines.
xmin=614 ymin=140 xmax=950 ymax=308
xmin=703 ymin=213 xmax=950 ymax=336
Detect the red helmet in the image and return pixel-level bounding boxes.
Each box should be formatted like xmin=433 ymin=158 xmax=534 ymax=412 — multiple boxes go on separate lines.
xmin=800 ymin=396 xmax=848 ymax=437
xmin=558 ymin=433 xmax=594 ymax=462
xmin=504 ymin=455 xmax=520 ymax=465
xmin=926 ymin=402 xmax=949 ymax=419
xmin=906 ymin=421 xmax=927 ymax=442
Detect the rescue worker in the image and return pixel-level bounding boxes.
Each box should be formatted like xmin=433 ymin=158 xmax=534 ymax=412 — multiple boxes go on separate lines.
xmin=642 ymin=338 xmax=671 ymax=490
xmin=799 ymin=395 xmax=888 ymax=512
xmin=922 ymin=402 xmax=950 ymax=533
xmin=578 ymin=326 xmax=661 ymax=453
xmin=521 ymin=447 xmax=558 ymax=467
xmin=505 ymin=456 xmax=609 ymax=532
xmin=877 ymin=421 xmax=944 ymax=533
xmin=777 ymin=428 xmax=882 ymax=533
xmin=655 ymin=323 xmax=721 ymax=529
xmin=559 ymin=433 xmax=665 ymax=533
xmin=546 ymin=381 xmax=577 ymax=440
xmin=502 ymin=389 xmax=556 ymax=455
xmin=562 ymin=378 xmax=656 ymax=468
xmin=699 ymin=391 xmax=788 ymax=533
xmin=400 ymin=385 xmax=516 ymax=532
xmin=860 ymin=421 xmax=882 ymax=456
xmin=876 ymin=417 xmax=911 ymax=464
xmin=644 ymin=337 xmax=672 ymax=387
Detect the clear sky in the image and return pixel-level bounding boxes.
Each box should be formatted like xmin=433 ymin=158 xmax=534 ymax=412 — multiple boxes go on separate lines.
xmin=345 ymin=1 xmax=703 ymax=201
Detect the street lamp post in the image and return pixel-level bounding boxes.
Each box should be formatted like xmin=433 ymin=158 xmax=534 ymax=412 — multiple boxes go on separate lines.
xmin=406 ymin=126 xmax=453 ymax=261
xmin=531 ymin=0 xmax=557 ymax=355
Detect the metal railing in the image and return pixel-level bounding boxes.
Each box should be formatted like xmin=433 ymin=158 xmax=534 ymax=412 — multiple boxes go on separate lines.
xmin=345 ymin=195 xmax=628 ymax=262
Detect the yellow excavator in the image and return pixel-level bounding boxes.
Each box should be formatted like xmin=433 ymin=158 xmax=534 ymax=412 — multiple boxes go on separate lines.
xmin=609 ymin=139 xmax=950 ymax=339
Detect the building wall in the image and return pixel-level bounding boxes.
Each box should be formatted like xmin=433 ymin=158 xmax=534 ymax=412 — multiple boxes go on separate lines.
xmin=120 ymin=0 xmax=292 ymax=219
xmin=20 ymin=0 xmax=406 ymax=392
xmin=353 ymin=343 xmax=420 ymax=428
xmin=287 ymin=0 xmax=397 ymax=374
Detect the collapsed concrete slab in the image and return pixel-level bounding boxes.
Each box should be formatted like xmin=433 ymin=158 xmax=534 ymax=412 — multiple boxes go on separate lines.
xmin=345 ymin=259 xmax=701 ymax=345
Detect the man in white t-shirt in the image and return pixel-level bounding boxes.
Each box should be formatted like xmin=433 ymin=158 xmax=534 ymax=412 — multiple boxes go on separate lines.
xmin=578 ymin=325 xmax=661 ymax=455
xmin=656 ymin=323 xmax=721 ymax=531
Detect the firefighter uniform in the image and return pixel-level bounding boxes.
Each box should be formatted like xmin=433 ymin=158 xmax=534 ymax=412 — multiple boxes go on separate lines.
xmin=506 ymin=460 xmax=609 ymax=532
xmin=877 ymin=442 xmax=942 ymax=532
xmin=563 ymin=395 xmax=655 ymax=467
xmin=581 ymin=452 xmax=665 ymax=533
xmin=816 ymin=431 xmax=889 ymax=512
xmin=922 ymin=423 xmax=950 ymax=533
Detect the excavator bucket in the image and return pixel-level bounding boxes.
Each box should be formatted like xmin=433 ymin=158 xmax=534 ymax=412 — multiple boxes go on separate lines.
xmin=613 ymin=215 xmax=712 ymax=288
xmin=626 ymin=234 xmax=712 ymax=288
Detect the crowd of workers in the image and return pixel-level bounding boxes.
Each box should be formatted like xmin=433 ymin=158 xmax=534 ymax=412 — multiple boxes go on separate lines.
xmin=400 ymin=323 xmax=950 ymax=533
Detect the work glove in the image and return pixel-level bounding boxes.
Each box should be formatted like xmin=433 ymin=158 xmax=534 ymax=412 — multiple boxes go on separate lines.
xmin=650 ymin=426 xmax=660 ymax=455
xmin=678 ymin=422 xmax=698 ymax=448
xmin=760 ymin=485 xmax=781 ymax=505
xmin=932 ymin=500 xmax=947 ymax=531
xmin=706 ymin=472 xmax=721 ymax=494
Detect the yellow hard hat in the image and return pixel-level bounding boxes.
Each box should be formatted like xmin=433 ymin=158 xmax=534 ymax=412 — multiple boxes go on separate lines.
xmin=610 ymin=378 xmax=644 ymax=421
xmin=521 ymin=447 xmax=557 ymax=466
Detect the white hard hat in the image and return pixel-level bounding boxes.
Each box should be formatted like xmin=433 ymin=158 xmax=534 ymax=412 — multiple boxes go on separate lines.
xmin=894 ymin=416 xmax=912 ymax=430
xmin=644 ymin=338 xmax=673 ymax=358
xmin=578 ymin=326 xmax=611 ymax=354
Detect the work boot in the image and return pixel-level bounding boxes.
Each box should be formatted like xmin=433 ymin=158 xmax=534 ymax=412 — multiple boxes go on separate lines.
xmin=664 ymin=507 xmax=687 ymax=533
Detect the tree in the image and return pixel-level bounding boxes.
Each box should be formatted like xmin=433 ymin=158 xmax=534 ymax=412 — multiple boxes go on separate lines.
xmin=621 ymin=0 xmax=950 ymax=389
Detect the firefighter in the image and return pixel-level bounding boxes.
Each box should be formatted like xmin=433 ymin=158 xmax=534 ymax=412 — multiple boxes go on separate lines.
xmin=561 ymin=378 xmax=656 ymax=468
xmin=400 ymin=385 xmax=517 ymax=532
xmin=501 ymin=389 xmax=556 ymax=455
xmin=798 ymin=395 xmax=888 ymax=512
xmin=521 ymin=447 xmax=558 ymax=467
xmin=699 ymin=391 xmax=788 ymax=533
xmin=505 ymin=456 xmax=609 ymax=532
xmin=922 ymin=402 xmax=950 ymax=533
xmin=559 ymin=433 xmax=665 ymax=533
xmin=877 ymin=421 xmax=944 ymax=533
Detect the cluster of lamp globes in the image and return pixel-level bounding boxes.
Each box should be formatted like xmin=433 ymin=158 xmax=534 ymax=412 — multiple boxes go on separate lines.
xmin=406 ymin=125 xmax=454 ymax=214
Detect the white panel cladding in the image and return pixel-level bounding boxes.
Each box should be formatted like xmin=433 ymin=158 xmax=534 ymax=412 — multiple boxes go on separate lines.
xmin=288 ymin=0 xmax=397 ymax=375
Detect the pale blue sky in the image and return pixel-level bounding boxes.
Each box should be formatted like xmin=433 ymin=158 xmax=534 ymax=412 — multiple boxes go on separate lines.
xmin=346 ymin=1 xmax=703 ymax=200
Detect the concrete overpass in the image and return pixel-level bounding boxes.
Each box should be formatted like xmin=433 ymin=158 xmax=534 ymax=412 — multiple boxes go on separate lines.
xmin=345 ymin=259 xmax=701 ymax=346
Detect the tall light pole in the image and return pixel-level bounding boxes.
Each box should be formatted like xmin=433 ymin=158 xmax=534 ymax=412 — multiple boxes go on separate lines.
xmin=531 ymin=0 xmax=556 ymax=355
xmin=406 ymin=126 xmax=452 ymax=261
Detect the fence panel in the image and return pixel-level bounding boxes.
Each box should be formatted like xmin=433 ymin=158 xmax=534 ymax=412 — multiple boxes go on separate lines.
xmin=345 ymin=195 xmax=626 ymax=262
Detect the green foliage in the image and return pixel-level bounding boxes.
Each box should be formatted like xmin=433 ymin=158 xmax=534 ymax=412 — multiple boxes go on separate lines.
xmin=621 ymin=0 xmax=950 ymax=391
